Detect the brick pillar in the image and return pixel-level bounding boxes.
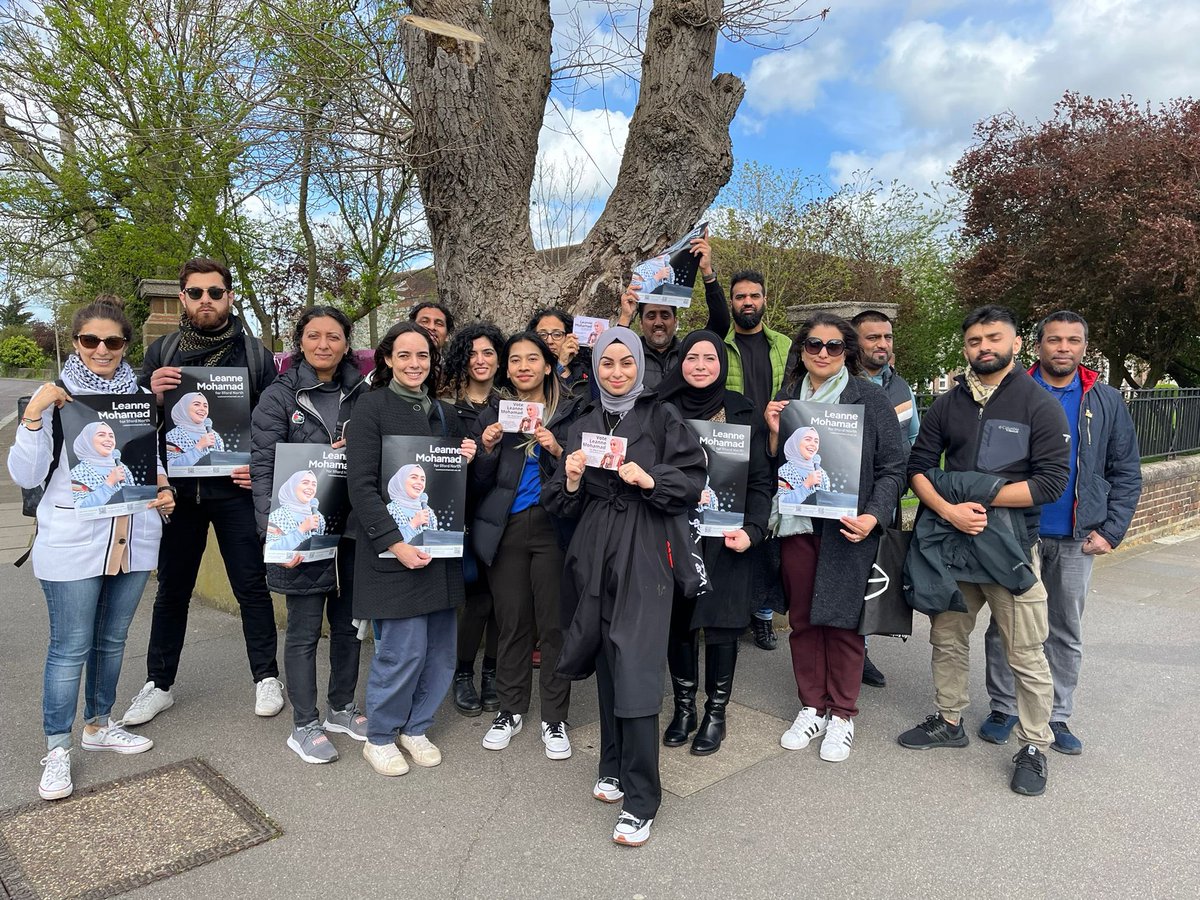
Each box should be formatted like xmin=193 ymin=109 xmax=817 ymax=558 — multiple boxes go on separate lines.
xmin=785 ymin=301 xmax=900 ymax=328
xmin=138 ymin=278 xmax=180 ymax=348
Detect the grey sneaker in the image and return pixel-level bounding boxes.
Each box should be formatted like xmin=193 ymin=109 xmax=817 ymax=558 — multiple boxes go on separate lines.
xmin=324 ymin=704 xmax=368 ymax=741
xmin=287 ymin=723 xmax=339 ymax=764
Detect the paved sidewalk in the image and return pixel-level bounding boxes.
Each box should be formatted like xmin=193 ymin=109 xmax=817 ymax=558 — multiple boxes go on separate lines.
xmin=1 ymin=529 xmax=1198 ymax=899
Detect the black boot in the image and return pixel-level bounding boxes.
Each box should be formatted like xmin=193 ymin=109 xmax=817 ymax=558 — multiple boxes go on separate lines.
xmin=751 ymin=616 xmax=777 ymax=650
xmin=453 ymin=668 xmax=482 ymax=717
xmin=663 ymin=630 xmax=699 ymax=747
xmin=691 ymin=641 xmax=737 ymax=756
xmin=479 ymin=662 xmax=500 ymax=712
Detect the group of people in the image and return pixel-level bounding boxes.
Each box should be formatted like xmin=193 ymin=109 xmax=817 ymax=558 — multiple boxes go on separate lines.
xmin=11 ymin=241 xmax=1142 ymax=849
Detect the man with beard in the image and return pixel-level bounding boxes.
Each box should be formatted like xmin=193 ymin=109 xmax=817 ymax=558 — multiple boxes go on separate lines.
xmin=722 ymin=270 xmax=793 ymax=650
xmin=979 ymin=311 xmax=1140 ymax=755
xmin=898 ymin=306 xmax=1070 ymax=798
xmin=615 ymin=233 xmax=730 ymax=388
xmin=409 ymin=301 xmax=454 ymax=349
xmin=123 ymin=258 xmax=282 ymax=727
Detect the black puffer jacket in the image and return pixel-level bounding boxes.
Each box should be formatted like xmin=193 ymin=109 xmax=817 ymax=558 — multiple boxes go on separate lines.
xmin=250 ymin=357 xmax=366 ymax=595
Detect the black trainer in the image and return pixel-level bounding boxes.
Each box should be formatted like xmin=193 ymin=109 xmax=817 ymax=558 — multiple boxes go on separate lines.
xmin=1010 ymin=744 xmax=1048 ymax=796
xmin=898 ymin=713 xmax=970 ymax=749
xmin=862 ymin=654 xmax=886 ymax=688
xmin=750 ymin=617 xmax=777 ymax=651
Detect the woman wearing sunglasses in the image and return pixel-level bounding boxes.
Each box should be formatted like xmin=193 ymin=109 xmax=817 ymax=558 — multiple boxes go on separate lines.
xmin=8 ymin=296 xmax=175 ymax=801
xmin=766 ymin=313 xmax=905 ymax=763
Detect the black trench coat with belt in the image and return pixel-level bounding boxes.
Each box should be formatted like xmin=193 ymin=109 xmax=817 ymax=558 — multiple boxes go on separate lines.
xmin=542 ymin=395 xmax=706 ymax=718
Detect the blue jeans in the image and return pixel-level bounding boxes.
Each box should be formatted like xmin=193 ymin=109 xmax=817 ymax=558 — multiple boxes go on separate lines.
xmin=41 ymin=571 xmax=151 ymax=750
xmin=366 ymin=609 xmax=456 ymax=746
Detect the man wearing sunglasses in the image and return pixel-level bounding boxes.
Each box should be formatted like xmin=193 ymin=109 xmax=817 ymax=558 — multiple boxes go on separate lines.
xmin=123 ymin=257 xmax=283 ymax=728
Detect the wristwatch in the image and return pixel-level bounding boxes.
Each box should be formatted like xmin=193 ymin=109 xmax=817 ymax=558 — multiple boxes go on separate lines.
xmin=157 ymin=485 xmax=178 ymax=498
xmin=702 ymin=271 xmax=718 ymax=284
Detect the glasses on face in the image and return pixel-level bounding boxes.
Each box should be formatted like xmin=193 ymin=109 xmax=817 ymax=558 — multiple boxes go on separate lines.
xmin=801 ymin=338 xmax=846 ymax=357
xmin=75 ymin=334 xmax=128 ymax=351
xmin=536 ymin=330 xmax=566 ymax=341
xmin=184 ymin=286 xmax=228 ymax=301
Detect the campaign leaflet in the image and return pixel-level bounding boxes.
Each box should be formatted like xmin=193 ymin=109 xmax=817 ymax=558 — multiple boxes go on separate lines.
xmin=60 ymin=395 xmax=159 ymax=520
xmin=498 ymin=400 xmax=545 ymax=434
xmin=572 ymin=316 xmax=609 ymax=348
xmin=264 ymin=444 xmax=348 ymax=564
xmin=377 ymin=436 xmax=466 ymax=559
xmin=581 ymin=432 xmax=627 ymax=470
xmin=776 ymin=401 xmax=864 ymax=520
xmin=687 ymin=420 xmax=751 ymax=537
xmin=164 ymin=367 xmax=252 ymax=476
xmin=631 ymin=221 xmax=708 ymax=308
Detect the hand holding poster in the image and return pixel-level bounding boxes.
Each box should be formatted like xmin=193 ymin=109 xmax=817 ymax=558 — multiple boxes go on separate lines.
xmin=686 ymin=420 xmax=751 ymax=536
xmin=498 ymin=400 xmax=545 ymax=434
xmin=164 ymin=368 xmax=252 ymax=476
xmin=581 ymin=432 xmax=627 ymax=470
xmin=60 ymin=395 xmax=160 ymax=520
xmin=572 ymin=316 xmax=609 ymax=347
xmin=776 ymin=401 xmax=864 ymax=519
xmin=631 ymin=221 xmax=708 ymax=309
xmin=378 ymin=436 xmax=466 ymax=558
xmin=265 ymin=444 xmax=348 ymax=564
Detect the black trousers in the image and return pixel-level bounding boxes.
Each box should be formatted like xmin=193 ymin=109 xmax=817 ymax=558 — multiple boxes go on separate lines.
xmin=485 ymin=506 xmax=570 ymax=722
xmin=284 ymin=540 xmax=360 ymax=727
xmin=146 ymin=491 xmax=278 ymax=689
xmin=668 ymin=593 xmax=742 ymax=646
xmin=597 ymin=649 xmax=661 ymax=820
xmin=457 ymin=566 xmax=497 ymax=666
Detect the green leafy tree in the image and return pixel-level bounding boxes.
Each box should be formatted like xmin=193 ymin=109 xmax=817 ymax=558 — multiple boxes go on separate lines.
xmin=0 ymin=334 xmax=46 ymax=368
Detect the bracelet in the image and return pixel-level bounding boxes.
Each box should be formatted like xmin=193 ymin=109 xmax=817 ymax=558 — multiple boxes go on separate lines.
xmin=157 ymin=485 xmax=177 ymax=497
xmin=21 ymin=416 xmax=42 ymax=430
xmin=702 ymin=272 xmax=717 ymax=284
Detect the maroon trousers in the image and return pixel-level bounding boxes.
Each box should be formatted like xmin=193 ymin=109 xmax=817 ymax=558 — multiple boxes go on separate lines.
xmin=781 ymin=533 xmax=865 ymax=719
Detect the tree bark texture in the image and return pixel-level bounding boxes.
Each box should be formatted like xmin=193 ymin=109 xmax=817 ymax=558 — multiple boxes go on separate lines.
xmin=400 ymin=0 xmax=743 ymax=333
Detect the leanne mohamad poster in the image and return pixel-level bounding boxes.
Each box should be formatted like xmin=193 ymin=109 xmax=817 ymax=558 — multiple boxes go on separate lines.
xmin=572 ymin=316 xmax=609 ymax=347
xmin=581 ymin=432 xmax=627 ymax=470
xmin=264 ymin=443 xmax=347 ymax=564
xmin=164 ymin=367 xmax=252 ymax=476
xmin=498 ymin=400 xmax=545 ymax=434
xmin=631 ymin=221 xmax=708 ymax=309
xmin=60 ymin=395 xmax=160 ymax=520
xmin=776 ymin=400 xmax=864 ymax=520
xmin=687 ymin=420 xmax=751 ymax=537
xmin=377 ymin=436 xmax=466 ymax=558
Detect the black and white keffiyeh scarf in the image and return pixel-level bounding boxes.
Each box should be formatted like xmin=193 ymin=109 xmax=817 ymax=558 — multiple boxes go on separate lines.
xmin=60 ymin=353 xmax=140 ymax=396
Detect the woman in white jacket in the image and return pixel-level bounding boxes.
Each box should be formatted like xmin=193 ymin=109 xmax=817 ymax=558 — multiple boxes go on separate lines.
xmin=8 ymin=296 xmax=176 ymax=801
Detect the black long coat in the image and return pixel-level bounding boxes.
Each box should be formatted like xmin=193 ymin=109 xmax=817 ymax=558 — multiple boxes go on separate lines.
xmin=542 ymin=396 xmax=706 ymax=718
xmin=668 ymin=390 xmax=775 ymax=630
xmin=776 ymin=376 xmax=907 ymax=630
xmin=345 ymin=387 xmax=466 ymax=621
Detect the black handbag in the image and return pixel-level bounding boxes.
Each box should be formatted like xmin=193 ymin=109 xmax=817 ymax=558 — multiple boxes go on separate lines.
xmin=858 ymin=504 xmax=913 ymax=638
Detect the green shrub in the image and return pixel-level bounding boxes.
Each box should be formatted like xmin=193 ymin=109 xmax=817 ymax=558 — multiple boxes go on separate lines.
xmin=0 ymin=335 xmax=46 ymax=369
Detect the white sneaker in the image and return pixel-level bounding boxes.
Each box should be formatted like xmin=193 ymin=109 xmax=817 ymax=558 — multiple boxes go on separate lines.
xmin=781 ymin=707 xmax=828 ymax=750
xmin=122 ymin=681 xmax=173 ymax=725
xmin=398 ymin=733 xmax=442 ymax=767
xmin=820 ymin=715 xmax=854 ymax=762
xmin=612 ymin=811 xmax=654 ymax=847
xmin=39 ymin=747 xmax=72 ymax=800
xmin=541 ymin=721 xmax=572 ymax=760
xmin=593 ymin=776 xmax=624 ymax=803
xmin=363 ymin=741 xmax=409 ymax=776
xmin=255 ymin=677 xmax=285 ymax=717
xmin=482 ymin=711 xmax=522 ymax=750
xmin=81 ymin=723 xmax=153 ymax=755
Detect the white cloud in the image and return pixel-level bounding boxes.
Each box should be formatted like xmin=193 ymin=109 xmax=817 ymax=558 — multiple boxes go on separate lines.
xmin=744 ymin=39 xmax=847 ymax=115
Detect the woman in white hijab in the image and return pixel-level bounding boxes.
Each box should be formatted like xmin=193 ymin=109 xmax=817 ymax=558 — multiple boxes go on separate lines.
xmin=165 ymin=391 xmax=224 ymax=466
xmin=69 ymin=422 xmax=137 ymax=509
xmin=386 ymin=463 xmax=438 ymax=542
xmin=266 ymin=470 xmax=326 ymax=551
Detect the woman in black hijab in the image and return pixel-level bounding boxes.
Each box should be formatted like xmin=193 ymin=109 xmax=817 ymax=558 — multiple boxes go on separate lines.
xmin=542 ymin=326 xmax=706 ymax=847
xmin=656 ymin=330 xmax=774 ymax=755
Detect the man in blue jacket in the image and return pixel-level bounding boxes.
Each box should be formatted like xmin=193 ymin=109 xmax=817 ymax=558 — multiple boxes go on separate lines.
xmin=979 ymin=311 xmax=1141 ymax=755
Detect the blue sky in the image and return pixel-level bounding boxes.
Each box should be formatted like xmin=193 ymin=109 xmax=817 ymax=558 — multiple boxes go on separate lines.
xmin=534 ymin=0 xmax=1200 ymax=239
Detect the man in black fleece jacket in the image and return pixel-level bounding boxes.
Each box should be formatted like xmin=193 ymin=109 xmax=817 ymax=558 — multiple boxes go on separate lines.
xmin=897 ymin=306 xmax=1070 ymax=798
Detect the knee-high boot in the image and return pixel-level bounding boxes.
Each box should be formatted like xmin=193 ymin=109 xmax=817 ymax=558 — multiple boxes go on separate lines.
xmin=691 ymin=640 xmax=737 ymax=755
xmin=662 ymin=629 xmax=699 ymax=746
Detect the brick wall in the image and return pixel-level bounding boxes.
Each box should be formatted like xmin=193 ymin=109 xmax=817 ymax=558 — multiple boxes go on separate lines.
xmin=1124 ymin=455 xmax=1200 ymax=545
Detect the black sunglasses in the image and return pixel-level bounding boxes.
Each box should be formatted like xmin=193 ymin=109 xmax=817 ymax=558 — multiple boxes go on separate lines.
xmin=75 ymin=334 xmax=128 ymax=351
xmin=184 ymin=286 xmax=228 ymax=301
xmin=801 ymin=337 xmax=846 ymax=357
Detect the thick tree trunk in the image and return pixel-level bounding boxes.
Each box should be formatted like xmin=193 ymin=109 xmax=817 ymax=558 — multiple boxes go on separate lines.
xmin=400 ymin=0 xmax=743 ymax=332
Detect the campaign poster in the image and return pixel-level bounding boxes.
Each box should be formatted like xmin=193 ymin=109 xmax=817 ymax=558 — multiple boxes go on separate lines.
xmin=164 ymin=367 xmax=252 ymax=476
xmin=776 ymin=400 xmax=864 ymax=520
xmin=631 ymin=221 xmax=708 ymax=309
xmin=498 ymin=400 xmax=545 ymax=434
xmin=377 ymin=436 xmax=466 ymax=558
xmin=581 ymin=432 xmax=627 ymax=470
xmin=60 ymin=395 xmax=159 ymax=520
xmin=264 ymin=444 xmax=348 ymax=564
xmin=572 ymin=316 xmax=609 ymax=348
xmin=687 ymin=420 xmax=751 ymax=537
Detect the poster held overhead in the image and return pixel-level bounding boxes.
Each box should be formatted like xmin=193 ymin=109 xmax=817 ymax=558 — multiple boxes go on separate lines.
xmin=631 ymin=221 xmax=708 ymax=309
xmin=164 ymin=367 xmax=252 ymax=476
xmin=686 ymin=420 xmax=751 ymax=536
xmin=775 ymin=400 xmax=864 ymax=520
xmin=60 ymin=395 xmax=159 ymax=520
xmin=377 ymin=436 xmax=466 ymax=558
xmin=264 ymin=444 xmax=349 ymax=563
